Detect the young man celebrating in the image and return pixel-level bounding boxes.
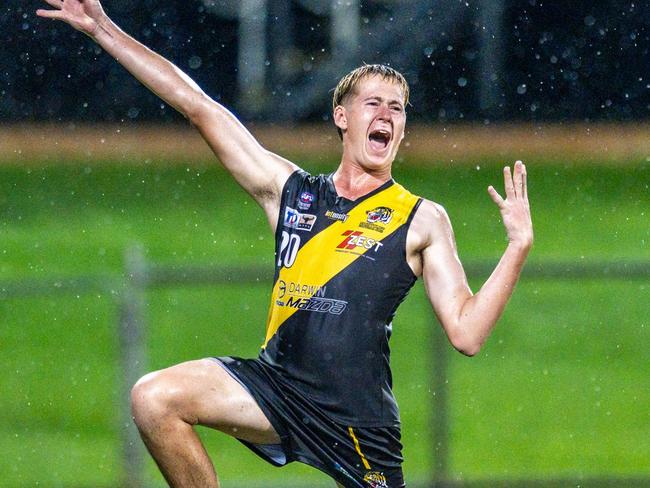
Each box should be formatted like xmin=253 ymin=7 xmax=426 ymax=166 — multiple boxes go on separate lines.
xmin=37 ymin=1 xmax=533 ymax=487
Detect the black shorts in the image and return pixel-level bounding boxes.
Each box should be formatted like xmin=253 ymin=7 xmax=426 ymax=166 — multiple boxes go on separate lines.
xmin=214 ymin=356 xmax=405 ymax=488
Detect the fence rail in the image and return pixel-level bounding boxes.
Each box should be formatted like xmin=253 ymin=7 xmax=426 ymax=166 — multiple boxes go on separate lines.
xmin=2 ymin=249 xmax=649 ymax=487
xmin=3 ymin=258 xmax=649 ymax=298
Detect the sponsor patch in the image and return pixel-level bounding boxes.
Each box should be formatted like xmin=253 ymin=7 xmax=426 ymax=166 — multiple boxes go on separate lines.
xmin=283 ymin=206 xmax=317 ymax=231
xmin=276 ymin=296 xmax=347 ymax=315
xmin=325 ymin=209 xmax=349 ymax=222
xmin=275 ymin=280 xmax=346 ymax=314
xmin=277 ymin=280 xmax=327 ymax=299
xmin=297 ymin=191 xmax=315 ymax=210
xmin=336 ymin=230 xmax=384 ymax=253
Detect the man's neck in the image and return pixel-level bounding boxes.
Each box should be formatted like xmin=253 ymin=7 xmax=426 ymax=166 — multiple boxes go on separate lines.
xmin=332 ymin=161 xmax=392 ymax=201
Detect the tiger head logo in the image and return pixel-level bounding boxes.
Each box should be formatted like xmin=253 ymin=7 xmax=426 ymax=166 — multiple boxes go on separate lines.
xmin=366 ymin=207 xmax=393 ymax=224
xmin=363 ymin=471 xmax=388 ymax=488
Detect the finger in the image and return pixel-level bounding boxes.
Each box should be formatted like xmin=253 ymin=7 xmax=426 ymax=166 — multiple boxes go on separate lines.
xmin=42 ymin=0 xmax=64 ymax=8
xmin=36 ymin=9 xmax=65 ymax=18
xmin=513 ymin=160 xmax=523 ymax=198
xmin=487 ymin=185 xmax=505 ymax=208
xmin=521 ymin=163 xmax=528 ymax=201
xmin=503 ymin=166 xmax=515 ymax=200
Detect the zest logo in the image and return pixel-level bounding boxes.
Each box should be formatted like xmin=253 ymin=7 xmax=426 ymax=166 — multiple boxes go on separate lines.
xmin=336 ymin=230 xmax=384 ymax=252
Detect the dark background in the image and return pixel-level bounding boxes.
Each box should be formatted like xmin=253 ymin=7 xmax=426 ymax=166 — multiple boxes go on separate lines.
xmin=1 ymin=0 xmax=648 ymax=123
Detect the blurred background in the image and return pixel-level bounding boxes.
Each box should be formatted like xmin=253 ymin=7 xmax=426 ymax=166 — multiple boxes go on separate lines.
xmin=1 ymin=0 xmax=648 ymax=487
xmin=2 ymin=0 xmax=649 ymax=123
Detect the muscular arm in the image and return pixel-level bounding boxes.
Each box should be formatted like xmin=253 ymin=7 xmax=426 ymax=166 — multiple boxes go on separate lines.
xmin=410 ymin=161 xmax=533 ymax=356
xmin=37 ymin=0 xmax=297 ymax=226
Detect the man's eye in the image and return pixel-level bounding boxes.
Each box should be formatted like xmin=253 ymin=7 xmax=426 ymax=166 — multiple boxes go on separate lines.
xmin=391 ymin=106 xmax=403 ymax=112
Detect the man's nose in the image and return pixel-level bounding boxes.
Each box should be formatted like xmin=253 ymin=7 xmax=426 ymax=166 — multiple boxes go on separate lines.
xmin=377 ymin=104 xmax=391 ymax=120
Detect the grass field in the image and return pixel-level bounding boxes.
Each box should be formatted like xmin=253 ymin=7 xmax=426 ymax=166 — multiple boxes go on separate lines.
xmin=0 ymin=147 xmax=648 ymax=486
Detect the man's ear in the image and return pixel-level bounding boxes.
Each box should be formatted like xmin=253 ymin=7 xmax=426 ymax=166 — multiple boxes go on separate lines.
xmin=333 ymin=105 xmax=348 ymax=132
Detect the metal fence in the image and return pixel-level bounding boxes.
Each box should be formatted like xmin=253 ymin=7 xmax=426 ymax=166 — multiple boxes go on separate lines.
xmin=2 ymin=245 xmax=649 ymax=487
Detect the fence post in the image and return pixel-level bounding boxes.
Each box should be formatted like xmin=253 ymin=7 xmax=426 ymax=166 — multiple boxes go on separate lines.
xmin=432 ymin=314 xmax=450 ymax=487
xmin=119 ymin=245 xmax=148 ymax=488
xmin=238 ymin=0 xmax=268 ymax=114
xmin=477 ymin=0 xmax=506 ymax=118
xmin=331 ymin=0 xmax=360 ymax=69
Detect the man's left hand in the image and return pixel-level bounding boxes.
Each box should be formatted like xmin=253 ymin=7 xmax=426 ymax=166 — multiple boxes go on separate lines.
xmin=487 ymin=160 xmax=533 ymax=250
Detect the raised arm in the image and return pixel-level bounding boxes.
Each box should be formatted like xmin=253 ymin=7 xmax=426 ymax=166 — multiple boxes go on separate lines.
xmin=36 ymin=0 xmax=297 ymax=226
xmin=410 ymin=160 xmax=533 ymax=356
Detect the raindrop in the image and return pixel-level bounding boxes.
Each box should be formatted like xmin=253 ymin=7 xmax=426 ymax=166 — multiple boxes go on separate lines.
xmin=457 ymin=77 xmax=468 ymax=87
xmin=584 ymin=15 xmax=596 ymax=27
xmin=188 ymin=56 xmax=202 ymax=69
xmin=517 ymin=84 xmax=527 ymax=95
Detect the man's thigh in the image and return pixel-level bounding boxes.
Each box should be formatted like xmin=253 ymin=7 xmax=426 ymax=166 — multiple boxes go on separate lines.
xmin=136 ymin=358 xmax=281 ymax=445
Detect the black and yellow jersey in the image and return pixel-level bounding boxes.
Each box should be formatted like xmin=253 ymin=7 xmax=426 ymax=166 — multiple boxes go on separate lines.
xmin=258 ymin=170 xmax=422 ymax=427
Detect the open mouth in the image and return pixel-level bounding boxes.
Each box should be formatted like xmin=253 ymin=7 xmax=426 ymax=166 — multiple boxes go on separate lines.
xmin=368 ymin=129 xmax=391 ymax=152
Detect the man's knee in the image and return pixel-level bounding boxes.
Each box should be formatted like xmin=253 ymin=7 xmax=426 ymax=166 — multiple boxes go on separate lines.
xmin=131 ymin=369 xmax=182 ymax=427
xmin=130 ymin=360 xmax=222 ymax=428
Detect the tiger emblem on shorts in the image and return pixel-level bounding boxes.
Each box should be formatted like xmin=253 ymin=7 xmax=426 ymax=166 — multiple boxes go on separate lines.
xmin=363 ymin=471 xmax=389 ymax=488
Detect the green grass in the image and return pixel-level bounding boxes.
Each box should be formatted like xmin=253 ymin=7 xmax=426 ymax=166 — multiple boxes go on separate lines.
xmin=0 ymin=157 xmax=648 ymax=486
xmin=446 ymin=281 xmax=650 ymax=479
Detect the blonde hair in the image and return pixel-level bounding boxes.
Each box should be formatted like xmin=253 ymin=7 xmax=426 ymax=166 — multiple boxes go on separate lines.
xmin=332 ymin=64 xmax=410 ymax=139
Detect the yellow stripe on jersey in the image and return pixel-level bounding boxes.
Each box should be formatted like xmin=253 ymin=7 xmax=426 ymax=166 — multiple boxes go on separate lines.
xmin=263 ymin=182 xmax=419 ymax=348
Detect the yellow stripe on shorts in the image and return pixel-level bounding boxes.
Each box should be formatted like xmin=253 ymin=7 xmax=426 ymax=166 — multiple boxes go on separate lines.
xmin=348 ymin=426 xmax=371 ymax=470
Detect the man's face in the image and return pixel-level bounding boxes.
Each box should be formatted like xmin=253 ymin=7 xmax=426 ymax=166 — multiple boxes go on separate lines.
xmin=334 ymin=75 xmax=407 ymax=171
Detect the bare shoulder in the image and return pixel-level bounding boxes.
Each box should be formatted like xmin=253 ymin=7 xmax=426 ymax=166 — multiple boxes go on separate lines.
xmin=409 ymin=198 xmax=452 ymax=249
xmin=406 ymin=198 xmax=454 ymax=276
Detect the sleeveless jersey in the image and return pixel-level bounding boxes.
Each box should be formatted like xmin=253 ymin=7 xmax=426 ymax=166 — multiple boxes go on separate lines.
xmin=258 ymin=170 xmax=422 ymax=426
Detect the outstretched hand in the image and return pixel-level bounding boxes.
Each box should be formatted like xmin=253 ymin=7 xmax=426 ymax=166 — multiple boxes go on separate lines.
xmin=488 ymin=160 xmax=533 ymax=250
xmin=36 ymin=0 xmax=107 ymax=36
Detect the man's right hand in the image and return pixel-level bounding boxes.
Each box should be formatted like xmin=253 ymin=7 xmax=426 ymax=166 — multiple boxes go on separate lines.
xmin=36 ymin=1 xmax=298 ymax=230
xmin=37 ymin=0 xmax=108 ymax=37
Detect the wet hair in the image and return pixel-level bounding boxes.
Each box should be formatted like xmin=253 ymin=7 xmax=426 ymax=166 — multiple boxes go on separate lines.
xmin=332 ymin=64 xmax=410 ymax=139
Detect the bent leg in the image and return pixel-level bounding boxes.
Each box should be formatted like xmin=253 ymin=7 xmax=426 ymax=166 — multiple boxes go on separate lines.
xmin=131 ymin=358 xmax=280 ymax=488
